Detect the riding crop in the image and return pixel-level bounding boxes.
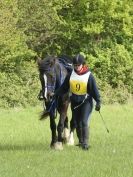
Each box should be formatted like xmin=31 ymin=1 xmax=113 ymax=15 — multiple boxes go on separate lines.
xmin=98 ymin=111 xmax=109 ymax=133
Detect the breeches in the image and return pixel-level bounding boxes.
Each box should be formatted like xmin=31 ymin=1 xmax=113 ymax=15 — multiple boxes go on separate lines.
xmin=70 ymin=99 xmax=93 ymax=129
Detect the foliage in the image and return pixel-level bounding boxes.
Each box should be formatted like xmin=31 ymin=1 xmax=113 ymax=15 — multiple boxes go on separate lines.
xmin=0 ymin=0 xmax=38 ymax=107
xmin=0 ymin=0 xmax=133 ymax=107
xmin=0 ymin=61 xmax=40 ymax=108
xmin=87 ymin=44 xmax=133 ymax=90
xmin=17 ymin=0 xmax=63 ymax=56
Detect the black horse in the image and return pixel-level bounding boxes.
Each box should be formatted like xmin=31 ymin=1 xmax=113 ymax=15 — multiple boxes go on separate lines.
xmin=37 ymin=56 xmax=74 ymax=150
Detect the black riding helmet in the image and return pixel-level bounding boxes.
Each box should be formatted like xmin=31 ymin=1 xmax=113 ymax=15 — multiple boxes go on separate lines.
xmin=73 ymin=54 xmax=85 ymax=65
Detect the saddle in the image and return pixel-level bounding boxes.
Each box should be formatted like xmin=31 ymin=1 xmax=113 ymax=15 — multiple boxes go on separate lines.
xmin=58 ymin=56 xmax=73 ymax=73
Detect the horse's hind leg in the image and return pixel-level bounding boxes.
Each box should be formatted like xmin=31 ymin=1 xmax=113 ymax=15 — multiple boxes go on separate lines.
xmin=64 ymin=116 xmax=68 ymax=128
xmin=63 ymin=116 xmax=70 ymax=143
xmin=57 ymin=117 xmax=64 ymax=143
xmin=66 ymin=116 xmax=75 ymax=146
xmin=57 ymin=114 xmax=70 ymax=144
xmin=55 ymin=98 xmax=69 ymax=149
xmin=50 ymin=116 xmax=57 ymax=147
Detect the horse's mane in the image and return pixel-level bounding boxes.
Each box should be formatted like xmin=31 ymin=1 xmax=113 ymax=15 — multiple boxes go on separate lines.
xmin=38 ymin=55 xmax=73 ymax=73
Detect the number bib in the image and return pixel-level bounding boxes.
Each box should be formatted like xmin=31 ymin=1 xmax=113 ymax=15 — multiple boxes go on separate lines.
xmin=70 ymin=70 xmax=91 ymax=95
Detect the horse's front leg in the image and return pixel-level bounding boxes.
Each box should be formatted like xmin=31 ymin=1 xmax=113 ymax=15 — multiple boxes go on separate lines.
xmin=63 ymin=116 xmax=70 ymax=143
xmin=50 ymin=113 xmax=65 ymax=150
xmin=57 ymin=112 xmax=66 ymax=142
xmin=49 ymin=115 xmax=57 ymax=148
xmin=66 ymin=111 xmax=76 ymax=146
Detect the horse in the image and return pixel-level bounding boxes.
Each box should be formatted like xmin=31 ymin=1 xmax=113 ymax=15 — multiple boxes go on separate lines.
xmin=37 ymin=56 xmax=74 ymax=150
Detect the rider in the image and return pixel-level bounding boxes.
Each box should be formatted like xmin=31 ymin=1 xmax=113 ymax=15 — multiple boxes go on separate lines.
xmin=54 ymin=54 xmax=101 ymax=150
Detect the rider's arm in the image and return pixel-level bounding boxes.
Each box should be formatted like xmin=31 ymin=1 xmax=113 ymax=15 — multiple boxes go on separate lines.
xmin=87 ymin=73 xmax=101 ymax=105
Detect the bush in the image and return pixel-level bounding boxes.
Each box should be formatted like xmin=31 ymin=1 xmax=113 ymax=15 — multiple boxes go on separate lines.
xmin=96 ymin=78 xmax=132 ymax=104
xmin=0 ymin=61 xmax=40 ymax=108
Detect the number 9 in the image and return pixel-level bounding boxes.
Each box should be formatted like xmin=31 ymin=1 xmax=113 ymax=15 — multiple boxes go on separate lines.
xmin=76 ymin=83 xmax=80 ymax=91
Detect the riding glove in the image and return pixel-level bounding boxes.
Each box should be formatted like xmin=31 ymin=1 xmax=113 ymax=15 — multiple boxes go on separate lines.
xmin=95 ymin=103 xmax=101 ymax=111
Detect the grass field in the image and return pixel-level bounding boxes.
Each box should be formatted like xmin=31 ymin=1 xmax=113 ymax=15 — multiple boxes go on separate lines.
xmin=0 ymin=104 xmax=132 ymax=177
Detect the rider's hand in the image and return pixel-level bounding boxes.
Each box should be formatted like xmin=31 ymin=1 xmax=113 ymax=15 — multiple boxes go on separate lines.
xmin=95 ymin=103 xmax=101 ymax=111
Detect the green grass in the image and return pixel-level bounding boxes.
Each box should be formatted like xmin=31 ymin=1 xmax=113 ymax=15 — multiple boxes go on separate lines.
xmin=0 ymin=105 xmax=133 ymax=177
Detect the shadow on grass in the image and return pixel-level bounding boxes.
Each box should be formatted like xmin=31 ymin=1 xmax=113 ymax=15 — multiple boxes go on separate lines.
xmin=0 ymin=143 xmax=50 ymax=151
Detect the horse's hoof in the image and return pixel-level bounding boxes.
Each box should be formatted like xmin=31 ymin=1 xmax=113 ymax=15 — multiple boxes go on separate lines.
xmin=50 ymin=142 xmax=56 ymax=149
xmin=63 ymin=128 xmax=70 ymax=143
xmin=54 ymin=142 xmax=63 ymax=150
xmin=67 ymin=132 xmax=74 ymax=146
xmin=64 ymin=128 xmax=70 ymax=138
xmin=67 ymin=141 xmax=74 ymax=146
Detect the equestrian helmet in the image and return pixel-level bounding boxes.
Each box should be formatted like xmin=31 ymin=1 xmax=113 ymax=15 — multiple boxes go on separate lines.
xmin=73 ymin=54 xmax=85 ymax=65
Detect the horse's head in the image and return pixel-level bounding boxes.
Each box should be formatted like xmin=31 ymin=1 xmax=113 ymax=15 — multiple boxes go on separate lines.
xmin=37 ymin=56 xmax=58 ymax=102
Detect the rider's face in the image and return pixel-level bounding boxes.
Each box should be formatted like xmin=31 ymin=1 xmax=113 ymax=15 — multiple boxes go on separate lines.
xmin=73 ymin=64 xmax=83 ymax=72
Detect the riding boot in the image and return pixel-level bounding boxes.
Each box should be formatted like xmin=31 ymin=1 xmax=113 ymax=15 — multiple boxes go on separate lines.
xmin=76 ymin=128 xmax=83 ymax=147
xmin=82 ymin=127 xmax=89 ymax=150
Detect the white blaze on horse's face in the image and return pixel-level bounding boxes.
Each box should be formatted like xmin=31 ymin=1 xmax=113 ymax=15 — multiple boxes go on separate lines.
xmin=43 ymin=74 xmax=47 ymax=99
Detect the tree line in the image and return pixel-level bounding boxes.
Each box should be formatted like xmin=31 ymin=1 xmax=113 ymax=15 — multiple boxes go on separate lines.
xmin=0 ymin=0 xmax=132 ymax=107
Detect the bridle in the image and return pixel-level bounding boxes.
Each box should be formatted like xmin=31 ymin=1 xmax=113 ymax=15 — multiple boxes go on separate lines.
xmin=43 ymin=61 xmax=65 ymax=99
xmin=43 ymin=66 xmax=56 ymax=99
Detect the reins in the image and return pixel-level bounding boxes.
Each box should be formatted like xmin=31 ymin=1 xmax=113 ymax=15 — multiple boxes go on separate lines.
xmin=73 ymin=94 xmax=88 ymax=110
